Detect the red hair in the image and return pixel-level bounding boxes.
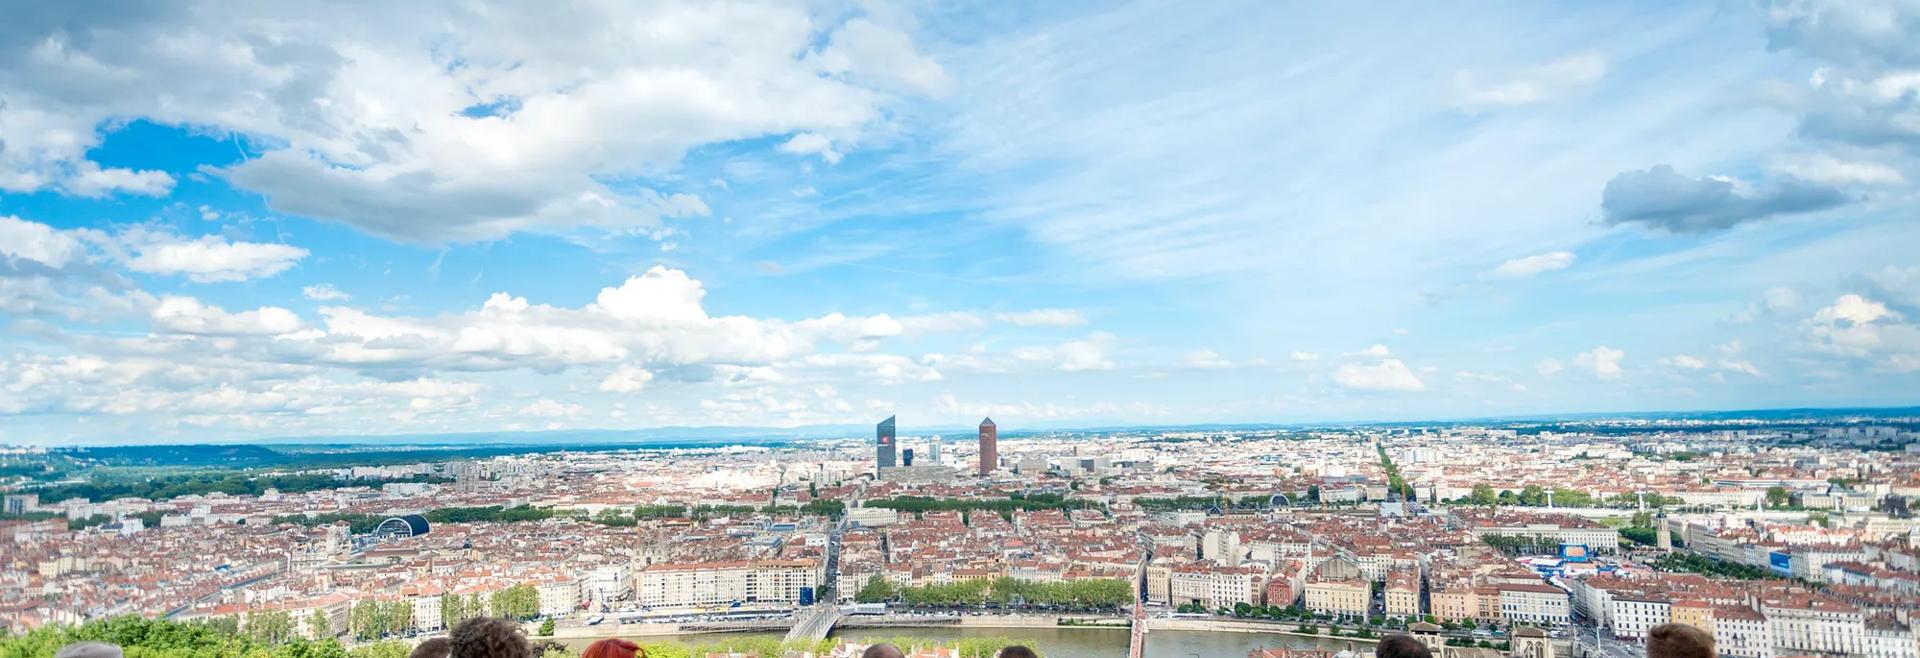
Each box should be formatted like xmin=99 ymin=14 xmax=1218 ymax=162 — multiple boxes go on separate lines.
xmin=581 ymin=639 xmax=643 ymax=658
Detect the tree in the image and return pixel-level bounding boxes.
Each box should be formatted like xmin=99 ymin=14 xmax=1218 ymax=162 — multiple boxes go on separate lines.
xmin=1765 ymin=486 xmax=1791 ymax=509
xmin=1306 ymin=485 xmax=1321 ymax=503
xmin=308 ymin=609 xmax=333 ymax=639
xmin=351 ymin=601 xmax=383 ymax=640
xmin=1469 ymin=484 xmax=1498 ymax=507
xmin=441 ymin=594 xmax=466 ymax=629
xmin=384 ymin=601 xmax=413 ymax=636
xmin=537 ymin=618 xmax=556 ymax=636
xmin=856 ymin=575 xmax=895 ymax=604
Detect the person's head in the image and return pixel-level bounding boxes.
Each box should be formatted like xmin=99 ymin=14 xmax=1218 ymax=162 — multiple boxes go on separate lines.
xmin=1376 ymin=634 xmax=1432 ymax=658
xmin=448 ymin=617 xmax=532 ymax=658
xmin=411 ymin=637 xmax=452 ymax=658
xmin=582 ymin=638 xmax=644 ymax=658
xmin=997 ymin=646 xmax=1039 ymax=658
xmin=861 ymin=643 xmax=905 ymax=658
xmin=1647 ymin=623 xmax=1714 ymax=658
xmin=55 ymin=642 xmax=123 ymax=658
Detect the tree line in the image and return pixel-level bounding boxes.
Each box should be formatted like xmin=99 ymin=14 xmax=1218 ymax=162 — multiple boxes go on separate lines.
xmin=855 ymin=576 xmax=1132 ymax=609
xmin=30 ymin=472 xmax=451 ymax=504
xmin=0 ymin=615 xmax=1035 ymax=658
xmin=864 ymin=493 xmax=1096 ymax=519
xmin=1451 ymin=484 xmax=1686 ymax=509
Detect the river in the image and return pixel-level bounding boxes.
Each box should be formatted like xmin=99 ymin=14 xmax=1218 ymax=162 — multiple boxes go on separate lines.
xmin=559 ymin=625 xmax=1379 ymax=658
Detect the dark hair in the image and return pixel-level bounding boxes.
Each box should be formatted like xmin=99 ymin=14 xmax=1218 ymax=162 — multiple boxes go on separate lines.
xmin=410 ymin=637 xmax=452 ymax=658
xmin=997 ymin=646 xmax=1040 ymax=658
xmin=860 ymin=643 xmax=905 ymax=658
xmin=1647 ymin=623 xmax=1714 ymax=658
xmin=1376 ymin=635 xmax=1432 ymax=658
xmin=448 ymin=617 xmax=532 ymax=658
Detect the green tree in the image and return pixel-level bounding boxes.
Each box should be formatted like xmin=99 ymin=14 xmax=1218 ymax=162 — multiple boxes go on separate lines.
xmin=1765 ymin=486 xmax=1791 ymax=509
xmin=537 ymin=618 xmax=556 ymax=636
xmin=1469 ymin=484 xmax=1498 ymax=507
xmin=307 ymin=609 xmax=333 ymax=639
xmin=441 ymin=593 xmax=466 ymax=629
xmin=350 ymin=600 xmax=382 ymax=640
xmin=856 ymin=575 xmax=896 ymax=604
xmin=384 ymin=601 xmax=413 ymax=636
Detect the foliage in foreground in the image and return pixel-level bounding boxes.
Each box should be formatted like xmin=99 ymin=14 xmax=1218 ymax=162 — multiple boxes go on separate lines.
xmin=0 ymin=616 xmax=1039 ymax=658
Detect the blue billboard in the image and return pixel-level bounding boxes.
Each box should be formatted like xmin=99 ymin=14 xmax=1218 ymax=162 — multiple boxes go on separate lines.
xmin=1768 ymin=551 xmax=1792 ymax=576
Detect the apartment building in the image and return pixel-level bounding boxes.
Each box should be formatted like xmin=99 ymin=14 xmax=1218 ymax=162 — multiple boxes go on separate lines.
xmin=636 ymin=559 xmax=820 ymax=609
xmin=1497 ymin=583 xmax=1570 ymax=625
xmin=1169 ymin=563 xmax=1265 ymax=609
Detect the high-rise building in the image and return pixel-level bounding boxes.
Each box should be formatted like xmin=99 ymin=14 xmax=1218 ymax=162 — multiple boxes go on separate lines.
xmin=978 ymin=417 xmax=997 ymax=476
xmin=927 ymin=436 xmax=942 ymax=464
xmin=902 ymin=448 xmax=914 ymax=466
xmin=876 ymin=416 xmax=897 ymax=469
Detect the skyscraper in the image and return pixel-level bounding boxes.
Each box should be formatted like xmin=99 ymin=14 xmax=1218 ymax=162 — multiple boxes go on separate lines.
xmin=927 ymin=436 xmax=942 ymax=464
xmin=876 ymin=415 xmax=897 ymax=469
xmin=978 ymin=417 xmax=997 ymax=476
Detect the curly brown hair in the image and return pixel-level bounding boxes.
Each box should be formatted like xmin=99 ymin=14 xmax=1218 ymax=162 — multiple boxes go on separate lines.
xmin=447 ymin=617 xmax=532 ymax=658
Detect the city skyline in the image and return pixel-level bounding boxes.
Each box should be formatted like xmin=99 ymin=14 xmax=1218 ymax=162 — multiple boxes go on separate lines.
xmin=3 ymin=1 xmax=1920 ymax=445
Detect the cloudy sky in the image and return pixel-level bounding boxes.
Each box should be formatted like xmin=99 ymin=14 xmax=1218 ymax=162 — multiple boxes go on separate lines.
xmin=2 ymin=0 xmax=1918 ymax=444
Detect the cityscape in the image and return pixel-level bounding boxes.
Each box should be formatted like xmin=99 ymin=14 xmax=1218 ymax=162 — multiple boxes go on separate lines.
xmin=3 ymin=1 xmax=1920 ymax=658
xmin=4 ymin=412 xmax=1919 ymax=658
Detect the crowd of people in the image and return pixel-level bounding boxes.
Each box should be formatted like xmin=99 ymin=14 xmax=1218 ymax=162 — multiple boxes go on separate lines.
xmin=49 ymin=616 xmax=1716 ymax=658
xmin=47 ymin=616 xmax=1044 ymax=658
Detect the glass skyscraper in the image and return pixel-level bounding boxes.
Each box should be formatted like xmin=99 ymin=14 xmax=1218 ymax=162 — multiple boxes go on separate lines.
xmin=876 ymin=415 xmax=897 ymax=468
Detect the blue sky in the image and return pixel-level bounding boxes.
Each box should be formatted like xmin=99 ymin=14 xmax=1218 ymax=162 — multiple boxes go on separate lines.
xmin=1 ymin=0 xmax=1917 ymax=444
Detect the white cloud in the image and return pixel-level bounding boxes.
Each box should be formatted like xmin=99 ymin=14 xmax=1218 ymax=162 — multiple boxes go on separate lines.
xmin=62 ymin=161 xmax=175 ymax=198
xmin=1573 ymin=346 xmax=1626 ymax=379
xmin=590 ymin=266 xmax=713 ymax=324
xmin=1014 ymin=333 xmax=1116 ymax=372
xmin=0 ymin=5 xmax=946 ymax=241
xmin=520 ymin=398 xmax=588 ymax=419
xmin=1333 ymin=358 xmax=1425 ymax=392
xmin=1289 ymin=351 xmax=1321 ymax=362
xmin=1665 ymin=354 xmax=1708 ymax=370
xmin=302 ymin=284 xmax=351 ymax=301
xmin=1183 ymin=350 xmax=1233 ymax=370
xmin=599 ymin=365 xmax=655 ymax=393
xmin=778 ymin=133 xmax=842 ymax=164
xmin=1490 ymin=251 xmax=1575 ymax=278
xmin=815 ymin=18 xmax=954 ymax=97
xmin=150 ymin=296 xmax=302 ymax=336
xmin=1771 ymin=153 xmax=1906 ymax=186
xmin=1536 ymin=358 xmax=1564 ymax=377
xmin=122 ymin=234 xmax=308 ymax=283
xmin=1802 ymin=294 xmax=1920 ymax=368
xmin=0 ymin=215 xmax=84 ymax=267
xmin=1355 ymin=344 xmax=1392 ymax=357
xmin=1813 ymin=293 xmax=1895 ymax=325
xmin=1454 ymin=55 xmax=1607 ymax=107
xmin=995 ymin=309 xmax=1087 ymax=327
